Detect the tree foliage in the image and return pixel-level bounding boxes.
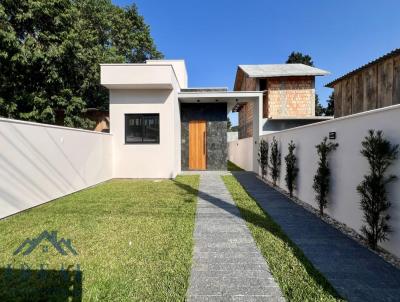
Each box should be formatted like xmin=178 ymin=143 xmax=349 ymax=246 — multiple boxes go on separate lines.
xmin=357 ymin=130 xmax=398 ymax=250
xmin=325 ymin=92 xmax=334 ymax=116
xmin=269 ymin=137 xmax=281 ymax=186
xmin=227 ymin=117 xmax=232 ymax=130
xmin=0 ymin=0 xmax=162 ymax=128
xmin=285 ymin=51 xmax=326 ymax=116
xmin=258 ymin=139 xmax=268 ymax=179
xmin=285 ymin=141 xmax=298 ymax=197
xmin=313 ymin=137 xmax=338 ymax=216
xmin=286 ymin=51 xmax=314 ymax=66
xmin=315 ymin=94 xmax=325 ymax=116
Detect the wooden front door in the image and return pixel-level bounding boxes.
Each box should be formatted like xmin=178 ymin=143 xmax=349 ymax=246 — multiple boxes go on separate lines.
xmin=189 ymin=120 xmax=206 ymax=170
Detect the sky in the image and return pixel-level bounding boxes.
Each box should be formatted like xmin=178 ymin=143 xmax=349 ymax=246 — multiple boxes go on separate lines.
xmin=113 ymin=0 xmax=400 ymax=125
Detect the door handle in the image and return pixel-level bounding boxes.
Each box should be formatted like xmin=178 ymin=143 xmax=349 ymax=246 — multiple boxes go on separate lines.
xmin=203 ymin=131 xmax=206 ymax=155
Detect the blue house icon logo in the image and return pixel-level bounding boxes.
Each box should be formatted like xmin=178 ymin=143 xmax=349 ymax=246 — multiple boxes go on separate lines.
xmin=13 ymin=230 xmax=78 ymax=256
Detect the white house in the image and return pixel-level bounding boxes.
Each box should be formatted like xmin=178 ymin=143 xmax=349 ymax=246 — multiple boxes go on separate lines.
xmin=100 ymin=60 xmax=263 ymax=178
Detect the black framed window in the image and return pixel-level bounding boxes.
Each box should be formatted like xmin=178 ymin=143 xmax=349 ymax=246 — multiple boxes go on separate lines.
xmin=125 ymin=114 xmax=159 ymax=144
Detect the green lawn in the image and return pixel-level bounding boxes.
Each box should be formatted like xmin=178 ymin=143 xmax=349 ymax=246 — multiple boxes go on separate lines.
xmin=227 ymin=160 xmax=244 ymax=171
xmin=0 ymin=175 xmax=199 ymax=301
xmin=222 ymin=175 xmax=343 ymax=302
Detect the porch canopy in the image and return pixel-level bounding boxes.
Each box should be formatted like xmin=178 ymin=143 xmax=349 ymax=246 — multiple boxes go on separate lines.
xmin=178 ymin=89 xmax=263 ymax=172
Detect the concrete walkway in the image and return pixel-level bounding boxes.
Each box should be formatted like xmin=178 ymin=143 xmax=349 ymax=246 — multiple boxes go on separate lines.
xmin=187 ymin=173 xmax=284 ymax=302
xmin=234 ymin=172 xmax=400 ymax=302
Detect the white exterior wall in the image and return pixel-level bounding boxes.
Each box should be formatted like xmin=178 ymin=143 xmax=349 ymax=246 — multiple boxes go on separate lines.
xmin=146 ymin=60 xmax=188 ymax=88
xmin=228 ymin=137 xmax=253 ymax=171
xmin=227 ymin=131 xmax=238 ymax=142
xmin=228 ymin=95 xmax=262 ymax=173
xmin=102 ymin=62 xmax=183 ymax=179
xmin=0 ymin=118 xmax=112 ymax=219
xmin=109 ymin=89 xmax=180 ymax=178
xmin=258 ymin=105 xmax=400 ymax=257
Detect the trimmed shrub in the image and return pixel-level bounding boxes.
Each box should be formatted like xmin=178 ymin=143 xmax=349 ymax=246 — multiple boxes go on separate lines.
xmin=313 ymin=137 xmax=338 ymax=216
xmin=258 ymin=139 xmax=269 ymax=179
xmin=269 ymin=137 xmax=281 ymax=186
xmin=357 ymin=130 xmax=398 ymax=250
xmin=285 ymin=140 xmax=298 ymax=197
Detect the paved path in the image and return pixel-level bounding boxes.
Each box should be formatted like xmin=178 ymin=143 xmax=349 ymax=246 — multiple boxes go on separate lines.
xmin=234 ymin=172 xmax=400 ymax=302
xmin=187 ymin=173 xmax=284 ymax=302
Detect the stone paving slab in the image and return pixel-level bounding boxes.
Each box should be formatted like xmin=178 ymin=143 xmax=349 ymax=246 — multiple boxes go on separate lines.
xmin=233 ymin=172 xmax=400 ymax=302
xmin=187 ymin=173 xmax=284 ymax=302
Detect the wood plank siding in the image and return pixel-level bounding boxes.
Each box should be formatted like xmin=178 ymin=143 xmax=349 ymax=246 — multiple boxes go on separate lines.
xmin=237 ymin=71 xmax=256 ymax=138
xmin=330 ymin=53 xmax=400 ymax=117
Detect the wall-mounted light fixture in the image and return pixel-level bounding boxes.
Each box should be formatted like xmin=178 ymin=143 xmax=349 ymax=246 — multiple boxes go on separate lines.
xmin=329 ymin=131 xmax=336 ymax=140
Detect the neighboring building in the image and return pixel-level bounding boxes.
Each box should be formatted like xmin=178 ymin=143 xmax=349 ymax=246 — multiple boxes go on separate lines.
xmin=85 ymin=108 xmax=110 ymax=133
xmin=100 ymin=60 xmax=262 ymax=177
xmin=233 ymin=64 xmax=331 ymax=138
xmin=326 ymin=48 xmax=400 ymax=117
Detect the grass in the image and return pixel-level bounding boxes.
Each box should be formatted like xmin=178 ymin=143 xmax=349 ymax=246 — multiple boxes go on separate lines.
xmin=222 ymin=175 xmax=343 ymax=302
xmin=0 ymin=175 xmax=200 ymax=302
xmin=227 ymin=160 xmax=244 ymax=171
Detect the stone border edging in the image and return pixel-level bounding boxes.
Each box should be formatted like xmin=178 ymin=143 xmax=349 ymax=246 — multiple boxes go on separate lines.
xmin=256 ymin=175 xmax=400 ymax=270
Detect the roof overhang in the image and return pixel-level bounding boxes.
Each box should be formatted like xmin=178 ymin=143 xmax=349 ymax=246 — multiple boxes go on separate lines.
xmin=178 ymin=91 xmax=262 ymax=113
xmin=325 ymin=48 xmax=400 ymax=87
xmin=100 ymin=64 xmax=178 ymax=90
xmin=238 ymin=64 xmax=330 ymax=78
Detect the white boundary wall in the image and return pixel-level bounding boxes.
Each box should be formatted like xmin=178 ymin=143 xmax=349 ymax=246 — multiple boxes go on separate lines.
xmin=0 ymin=118 xmax=113 ymax=219
xmin=228 ymin=137 xmax=253 ymax=171
xmin=259 ymin=105 xmax=400 ymax=257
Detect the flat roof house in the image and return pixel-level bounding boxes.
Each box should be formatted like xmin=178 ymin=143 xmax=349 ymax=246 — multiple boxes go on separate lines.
xmin=326 ymin=48 xmax=400 ymax=117
xmin=101 ymin=60 xmax=263 ymax=178
xmin=234 ymin=64 xmax=331 ymax=138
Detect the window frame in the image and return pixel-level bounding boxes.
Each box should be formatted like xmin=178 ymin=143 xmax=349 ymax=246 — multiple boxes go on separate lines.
xmin=124 ymin=113 xmax=160 ymax=144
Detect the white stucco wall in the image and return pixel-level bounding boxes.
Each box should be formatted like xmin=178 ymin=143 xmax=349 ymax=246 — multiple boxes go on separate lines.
xmin=227 ymin=131 xmax=238 ymax=142
xmin=257 ymin=105 xmax=400 ymax=257
xmin=146 ymin=60 xmax=188 ymax=89
xmin=0 ymin=118 xmax=112 ymax=219
xmin=109 ymin=89 xmax=180 ymax=178
xmin=228 ymin=137 xmax=253 ymax=171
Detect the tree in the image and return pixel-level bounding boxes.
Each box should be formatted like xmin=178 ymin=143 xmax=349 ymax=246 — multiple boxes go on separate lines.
xmin=269 ymin=137 xmax=281 ymax=186
xmin=286 ymin=52 xmax=325 ymax=116
xmin=357 ymin=130 xmax=398 ymax=250
xmin=315 ymin=94 xmax=325 ymax=116
xmin=285 ymin=141 xmax=298 ymax=197
xmin=325 ymin=92 xmax=334 ymax=116
xmin=286 ymin=51 xmax=314 ymax=66
xmin=227 ymin=117 xmax=232 ymax=130
xmin=0 ymin=0 xmax=162 ymax=128
xmin=258 ymin=139 xmax=268 ymax=179
xmin=313 ymin=137 xmax=338 ymax=216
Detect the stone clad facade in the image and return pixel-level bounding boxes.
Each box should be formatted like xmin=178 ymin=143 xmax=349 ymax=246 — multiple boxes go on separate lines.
xmin=267 ymin=76 xmax=315 ymax=118
xmin=180 ymin=103 xmax=227 ymax=170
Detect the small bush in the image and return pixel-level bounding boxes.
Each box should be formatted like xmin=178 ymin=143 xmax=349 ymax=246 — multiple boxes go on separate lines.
xmin=285 ymin=140 xmax=298 ymax=197
xmin=269 ymin=137 xmax=281 ymax=186
xmin=258 ymin=139 xmax=269 ymax=179
xmin=357 ymin=130 xmax=398 ymax=250
xmin=313 ymin=137 xmax=338 ymax=216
